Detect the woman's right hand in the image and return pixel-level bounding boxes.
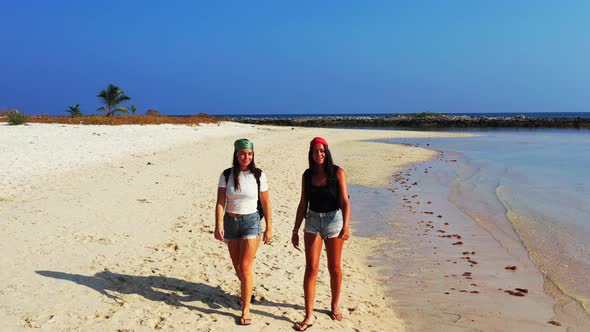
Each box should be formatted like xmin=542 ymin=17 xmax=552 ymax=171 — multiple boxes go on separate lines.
xmin=214 ymin=228 xmax=224 ymax=241
xmin=291 ymin=232 xmax=301 ymax=251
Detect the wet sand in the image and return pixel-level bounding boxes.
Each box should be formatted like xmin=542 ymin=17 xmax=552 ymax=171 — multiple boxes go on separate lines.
xmin=353 ymin=146 xmax=571 ymax=331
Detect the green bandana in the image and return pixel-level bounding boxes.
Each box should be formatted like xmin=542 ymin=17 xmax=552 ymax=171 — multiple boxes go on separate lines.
xmin=234 ymin=138 xmax=254 ymax=150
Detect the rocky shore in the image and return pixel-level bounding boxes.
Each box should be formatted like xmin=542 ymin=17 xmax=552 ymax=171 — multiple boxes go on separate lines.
xmin=229 ymin=114 xmax=590 ymax=129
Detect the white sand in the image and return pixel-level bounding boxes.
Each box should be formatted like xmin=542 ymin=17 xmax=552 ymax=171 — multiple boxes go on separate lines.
xmin=0 ymin=122 xmax=254 ymax=198
xmin=1 ymin=122 xmax=532 ymax=331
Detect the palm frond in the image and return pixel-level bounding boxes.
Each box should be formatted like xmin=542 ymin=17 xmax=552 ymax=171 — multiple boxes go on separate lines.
xmin=97 ymin=84 xmax=132 ymax=116
xmin=116 ymin=95 xmax=131 ymax=103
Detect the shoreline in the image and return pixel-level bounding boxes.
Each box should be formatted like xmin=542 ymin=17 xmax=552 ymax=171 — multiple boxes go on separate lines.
xmin=1 ymin=122 xmax=572 ymax=330
xmin=394 ymin=153 xmax=558 ymax=331
xmin=382 ymin=134 xmax=590 ymax=330
xmin=372 ymin=140 xmax=590 ymax=331
xmin=359 ymin=150 xmax=563 ymax=331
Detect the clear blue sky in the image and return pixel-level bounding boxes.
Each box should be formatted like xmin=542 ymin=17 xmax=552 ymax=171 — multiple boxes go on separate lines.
xmin=1 ymin=1 xmax=589 ymax=116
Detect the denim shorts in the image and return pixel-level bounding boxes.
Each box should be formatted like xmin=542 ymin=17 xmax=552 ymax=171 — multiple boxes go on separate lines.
xmin=223 ymin=212 xmax=261 ymax=241
xmin=304 ymin=209 xmax=343 ymax=239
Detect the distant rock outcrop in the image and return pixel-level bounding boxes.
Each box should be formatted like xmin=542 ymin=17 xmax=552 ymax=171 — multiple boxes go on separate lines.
xmin=229 ymin=114 xmax=590 ymax=129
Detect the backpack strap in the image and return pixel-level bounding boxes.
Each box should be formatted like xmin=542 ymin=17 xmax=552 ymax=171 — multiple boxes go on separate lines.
xmin=252 ymin=168 xmax=262 ymax=190
xmin=223 ymin=168 xmax=232 ymax=186
xmin=253 ymin=168 xmax=264 ymax=219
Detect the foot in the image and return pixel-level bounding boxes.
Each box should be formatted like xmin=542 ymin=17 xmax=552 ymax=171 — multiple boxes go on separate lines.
xmin=294 ymin=322 xmax=313 ymax=331
xmin=239 ymin=317 xmax=252 ymax=326
xmin=330 ymin=311 xmax=343 ymax=321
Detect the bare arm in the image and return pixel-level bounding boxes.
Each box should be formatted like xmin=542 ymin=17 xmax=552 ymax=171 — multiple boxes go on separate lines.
xmin=292 ymin=174 xmax=308 ymax=250
xmin=337 ymin=167 xmax=350 ymax=240
xmin=260 ymin=190 xmax=272 ymax=244
xmin=214 ymin=187 xmax=226 ymax=241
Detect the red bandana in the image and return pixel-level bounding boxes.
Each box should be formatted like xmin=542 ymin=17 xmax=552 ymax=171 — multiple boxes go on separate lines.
xmin=309 ymin=137 xmax=329 ymax=148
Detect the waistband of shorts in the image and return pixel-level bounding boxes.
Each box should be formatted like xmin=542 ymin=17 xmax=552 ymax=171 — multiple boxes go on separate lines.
xmin=307 ymin=209 xmax=340 ymax=216
xmin=225 ymin=211 xmax=259 ymax=218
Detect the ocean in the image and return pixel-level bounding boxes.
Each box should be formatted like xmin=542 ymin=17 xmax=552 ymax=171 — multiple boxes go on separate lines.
xmin=376 ymin=128 xmax=590 ymax=321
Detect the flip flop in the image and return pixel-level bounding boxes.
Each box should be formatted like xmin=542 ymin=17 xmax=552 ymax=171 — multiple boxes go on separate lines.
xmin=239 ymin=317 xmax=252 ymax=326
xmin=294 ymin=322 xmax=313 ymax=331
xmin=330 ymin=312 xmax=343 ymax=321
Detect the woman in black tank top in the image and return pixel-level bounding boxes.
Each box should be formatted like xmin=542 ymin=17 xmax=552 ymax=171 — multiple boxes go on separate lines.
xmin=291 ymin=137 xmax=350 ymax=331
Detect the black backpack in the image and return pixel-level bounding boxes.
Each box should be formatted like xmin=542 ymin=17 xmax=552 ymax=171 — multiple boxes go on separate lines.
xmin=223 ymin=167 xmax=264 ymax=220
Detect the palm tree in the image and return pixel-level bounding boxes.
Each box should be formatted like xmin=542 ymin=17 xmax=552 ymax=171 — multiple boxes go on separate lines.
xmin=96 ymin=84 xmax=131 ymax=117
xmin=130 ymin=104 xmax=137 ymax=115
xmin=66 ymin=104 xmax=83 ymax=117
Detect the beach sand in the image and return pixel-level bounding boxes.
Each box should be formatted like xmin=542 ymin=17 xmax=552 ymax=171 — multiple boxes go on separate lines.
xmin=0 ymin=122 xmax=562 ymax=331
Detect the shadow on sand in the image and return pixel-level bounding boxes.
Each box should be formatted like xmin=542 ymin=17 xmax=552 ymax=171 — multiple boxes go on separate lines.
xmin=36 ymin=270 xmax=306 ymax=324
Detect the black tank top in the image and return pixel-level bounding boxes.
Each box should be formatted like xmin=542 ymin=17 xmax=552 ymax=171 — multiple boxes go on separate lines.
xmin=304 ymin=165 xmax=341 ymax=213
xmin=309 ymin=185 xmax=339 ymax=212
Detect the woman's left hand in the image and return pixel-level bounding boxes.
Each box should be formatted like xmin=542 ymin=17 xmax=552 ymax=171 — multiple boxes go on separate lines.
xmin=339 ymin=227 xmax=350 ymax=241
xmin=263 ymin=229 xmax=273 ymax=244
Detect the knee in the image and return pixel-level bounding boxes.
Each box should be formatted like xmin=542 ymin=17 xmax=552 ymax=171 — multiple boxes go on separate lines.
xmin=235 ymin=265 xmax=244 ymax=277
xmin=328 ymin=262 xmax=342 ymax=276
xmin=240 ymin=260 xmax=253 ymax=275
xmin=305 ymin=263 xmax=320 ymax=278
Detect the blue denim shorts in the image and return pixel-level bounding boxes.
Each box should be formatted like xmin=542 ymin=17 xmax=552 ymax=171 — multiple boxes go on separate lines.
xmin=304 ymin=209 xmax=343 ymax=239
xmin=223 ymin=212 xmax=261 ymax=241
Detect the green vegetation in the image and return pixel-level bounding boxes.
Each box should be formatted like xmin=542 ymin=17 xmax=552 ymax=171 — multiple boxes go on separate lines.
xmin=96 ymin=84 xmax=131 ymax=117
xmin=146 ymin=109 xmax=160 ymax=116
xmin=130 ymin=104 xmax=137 ymax=115
xmin=7 ymin=109 xmax=27 ymax=125
xmin=66 ymin=104 xmax=83 ymax=117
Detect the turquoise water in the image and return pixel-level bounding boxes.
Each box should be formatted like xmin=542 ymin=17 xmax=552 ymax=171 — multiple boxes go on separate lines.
xmin=384 ymin=129 xmax=590 ymax=314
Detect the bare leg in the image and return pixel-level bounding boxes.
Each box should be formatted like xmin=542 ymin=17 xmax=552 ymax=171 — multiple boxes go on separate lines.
xmin=300 ymin=232 xmax=323 ymax=325
xmin=227 ymin=240 xmax=242 ymax=282
xmin=325 ymin=236 xmax=344 ymax=319
xmin=238 ymin=237 xmax=260 ymax=320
